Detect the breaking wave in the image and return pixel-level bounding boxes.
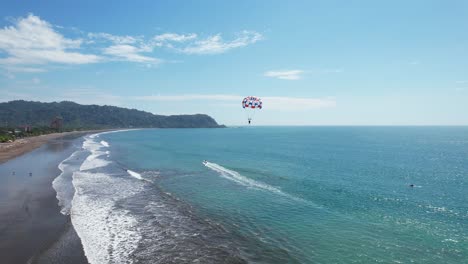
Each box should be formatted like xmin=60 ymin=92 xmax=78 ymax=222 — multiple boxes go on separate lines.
xmin=53 ymin=151 xmax=82 ymax=215
xmin=71 ymin=130 xmax=143 ymax=264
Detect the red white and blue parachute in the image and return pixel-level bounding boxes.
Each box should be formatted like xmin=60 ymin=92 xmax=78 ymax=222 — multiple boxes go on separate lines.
xmin=242 ymin=96 xmax=262 ymax=109
xmin=242 ymin=96 xmax=262 ymax=124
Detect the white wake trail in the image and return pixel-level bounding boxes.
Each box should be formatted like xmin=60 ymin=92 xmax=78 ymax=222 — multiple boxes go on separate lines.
xmin=204 ymin=162 xmax=310 ymax=204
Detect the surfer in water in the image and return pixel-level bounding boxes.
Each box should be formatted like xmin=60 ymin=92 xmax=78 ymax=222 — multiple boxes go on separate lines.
xmin=203 ymin=160 xmax=208 ymax=165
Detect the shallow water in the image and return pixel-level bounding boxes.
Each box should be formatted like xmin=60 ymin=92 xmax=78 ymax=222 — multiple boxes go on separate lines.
xmin=56 ymin=127 xmax=468 ymax=263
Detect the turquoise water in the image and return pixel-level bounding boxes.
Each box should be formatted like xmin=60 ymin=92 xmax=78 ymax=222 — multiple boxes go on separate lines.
xmin=101 ymin=127 xmax=468 ymax=263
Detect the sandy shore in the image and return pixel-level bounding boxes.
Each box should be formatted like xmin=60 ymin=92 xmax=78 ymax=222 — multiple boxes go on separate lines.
xmin=0 ymin=131 xmax=107 ymax=264
xmin=0 ymin=130 xmax=108 ymax=164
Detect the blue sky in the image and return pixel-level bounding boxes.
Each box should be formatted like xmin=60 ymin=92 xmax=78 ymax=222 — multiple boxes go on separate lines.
xmin=0 ymin=1 xmax=467 ymax=125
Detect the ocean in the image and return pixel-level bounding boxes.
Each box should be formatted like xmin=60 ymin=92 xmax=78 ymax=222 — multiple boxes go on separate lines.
xmin=53 ymin=127 xmax=468 ymax=263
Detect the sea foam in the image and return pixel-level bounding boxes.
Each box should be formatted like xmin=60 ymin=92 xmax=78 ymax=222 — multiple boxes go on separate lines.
xmin=79 ymin=136 xmax=110 ymax=171
xmin=72 ymin=171 xmax=142 ymax=264
xmin=53 ymin=150 xmax=82 ymax=215
xmin=70 ymin=130 xmax=143 ymax=264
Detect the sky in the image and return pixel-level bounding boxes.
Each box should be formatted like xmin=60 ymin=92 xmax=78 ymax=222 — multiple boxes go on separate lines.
xmin=0 ymin=0 xmax=467 ymax=125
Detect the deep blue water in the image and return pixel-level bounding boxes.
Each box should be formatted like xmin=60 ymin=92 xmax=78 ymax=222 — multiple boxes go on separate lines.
xmin=78 ymin=127 xmax=468 ymax=263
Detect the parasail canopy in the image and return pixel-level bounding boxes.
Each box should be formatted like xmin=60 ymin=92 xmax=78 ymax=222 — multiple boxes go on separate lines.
xmin=242 ymin=96 xmax=262 ymax=109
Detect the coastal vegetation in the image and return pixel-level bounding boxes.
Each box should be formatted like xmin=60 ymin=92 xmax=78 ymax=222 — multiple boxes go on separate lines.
xmin=0 ymin=100 xmax=224 ymax=142
xmin=0 ymin=126 xmax=61 ymax=142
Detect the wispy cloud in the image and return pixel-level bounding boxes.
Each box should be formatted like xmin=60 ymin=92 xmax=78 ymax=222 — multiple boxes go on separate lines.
xmin=264 ymin=70 xmax=304 ymax=80
xmin=103 ymin=44 xmax=160 ymax=63
xmin=0 ymin=14 xmax=101 ymax=69
xmin=87 ymin=32 xmax=140 ymax=44
xmin=87 ymin=32 xmax=160 ymax=63
xmin=132 ymin=94 xmax=336 ymax=111
xmin=153 ymin=33 xmax=197 ymax=43
xmin=264 ymin=68 xmax=342 ymax=80
xmin=2 ymin=88 xmax=336 ymax=113
xmin=0 ymin=88 xmax=125 ymax=106
xmin=455 ymin=80 xmax=468 ymax=84
xmin=179 ymin=31 xmax=263 ymax=54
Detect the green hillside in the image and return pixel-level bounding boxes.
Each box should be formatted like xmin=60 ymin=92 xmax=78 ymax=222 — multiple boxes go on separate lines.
xmin=0 ymin=100 xmax=224 ymax=129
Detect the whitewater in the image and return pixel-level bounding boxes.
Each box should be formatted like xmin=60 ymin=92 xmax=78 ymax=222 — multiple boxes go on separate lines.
xmin=52 ymin=130 xmax=247 ymax=264
xmin=53 ymin=131 xmax=143 ymax=264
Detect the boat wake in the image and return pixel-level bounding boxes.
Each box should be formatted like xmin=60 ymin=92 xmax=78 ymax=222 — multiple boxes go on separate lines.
xmin=204 ymin=161 xmax=310 ymax=204
xmin=127 ymin=169 xmax=154 ymax=183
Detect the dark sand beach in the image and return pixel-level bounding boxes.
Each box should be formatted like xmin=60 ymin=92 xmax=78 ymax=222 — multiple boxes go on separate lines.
xmin=0 ymin=130 xmax=107 ymax=165
xmin=0 ymin=134 xmax=89 ymax=264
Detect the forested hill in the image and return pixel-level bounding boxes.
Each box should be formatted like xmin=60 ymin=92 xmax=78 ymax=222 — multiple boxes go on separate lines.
xmin=0 ymin=100 xmax=224 ymax=129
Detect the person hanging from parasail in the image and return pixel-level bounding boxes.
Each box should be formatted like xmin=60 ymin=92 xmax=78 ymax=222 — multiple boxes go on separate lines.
xmin=242 ymin=96 xmax=262 ymax=124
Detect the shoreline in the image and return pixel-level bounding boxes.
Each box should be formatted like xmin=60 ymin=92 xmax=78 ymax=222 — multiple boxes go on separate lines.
xmin=0 ymin=130 xmax=111 ymax=164
xmin=0 ymin=132 xmax=95 ymax=264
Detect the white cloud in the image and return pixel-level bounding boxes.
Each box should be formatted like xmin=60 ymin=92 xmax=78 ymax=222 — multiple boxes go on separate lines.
xmin=88 ymin=32 xmax=161 ymax=63
xmin=455 ymin=80 xmax=468 ymax=84
xmin=88 ymin=32 xmax=139 ymax=44
xmin=264 ymin=70 xmax=304 ymax=80
xmin=153 ymin=33 xmax=197 ymax=42
xmin=0 ymin=14 xmax=100 ymax=67
xmin=103 ymin=44 xmax=160 ymax=63
xmin=32 ymin=77 xmax=40 ymax=84
xmin=180 ymin=31 xmax=263 ymax=54
xmin=0 ymin=14 xmax=263 ymax=73
xmin=264 ymin=69 xmax=342 ymax=80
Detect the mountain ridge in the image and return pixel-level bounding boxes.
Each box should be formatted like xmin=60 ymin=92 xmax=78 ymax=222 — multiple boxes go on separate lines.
xmin=0 ymin=100 xmax=224 ymax=129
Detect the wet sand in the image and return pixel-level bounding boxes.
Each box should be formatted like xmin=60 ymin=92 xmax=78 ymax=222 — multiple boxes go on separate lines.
xmin=0 ymin=134 xmax=89 ymax=264
xmin=0 ymin=130 xmax=107 ymax=164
